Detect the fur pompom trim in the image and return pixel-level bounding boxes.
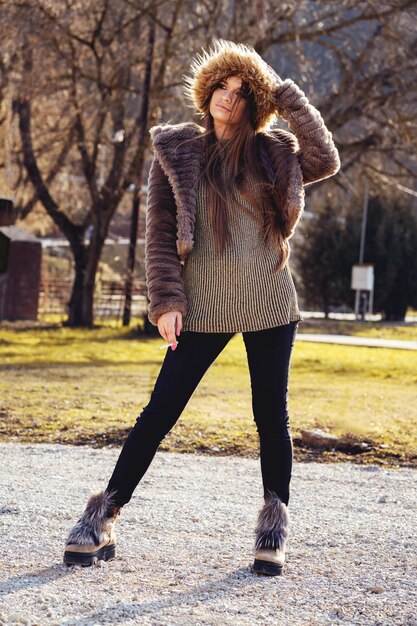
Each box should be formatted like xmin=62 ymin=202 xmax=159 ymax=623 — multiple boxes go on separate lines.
xmin=65 ymin=489 xmax=119 ymax=547
xmin=183 ymin=38 xmax=280 ymax=132
xmin=254 ymin=492 xmax=290 ymax=551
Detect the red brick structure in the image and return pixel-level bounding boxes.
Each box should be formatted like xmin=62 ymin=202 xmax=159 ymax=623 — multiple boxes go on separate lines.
xmin=0 ymin=199 xmax=42 ymax=321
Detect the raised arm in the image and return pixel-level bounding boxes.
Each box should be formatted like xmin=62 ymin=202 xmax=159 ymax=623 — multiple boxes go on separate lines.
xmin=145 ymin=156 xmax=188 ymax=326
xmin=273 ymin=78 xmax=341 ymax=186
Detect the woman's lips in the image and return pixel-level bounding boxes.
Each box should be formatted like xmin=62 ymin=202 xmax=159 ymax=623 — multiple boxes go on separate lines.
xmin=217 ymin=103 xmax=230 ymax=111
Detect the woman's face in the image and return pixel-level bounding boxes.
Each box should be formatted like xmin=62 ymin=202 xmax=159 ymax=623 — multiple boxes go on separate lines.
xmin=209 ymin=75 xmax=248 ymax=138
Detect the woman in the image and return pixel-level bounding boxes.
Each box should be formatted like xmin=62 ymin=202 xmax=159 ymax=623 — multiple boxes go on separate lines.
xmin=63 ymin=39 xmax=340 ymax=576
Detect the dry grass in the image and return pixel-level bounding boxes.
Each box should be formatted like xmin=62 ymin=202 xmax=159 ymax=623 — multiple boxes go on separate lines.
xmin=0 ymin=323 xmax=416 ymax=467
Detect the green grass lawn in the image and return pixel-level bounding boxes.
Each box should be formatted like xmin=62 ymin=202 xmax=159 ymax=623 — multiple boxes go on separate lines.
xmin=0 ymin=322 xmax=416 ymax=467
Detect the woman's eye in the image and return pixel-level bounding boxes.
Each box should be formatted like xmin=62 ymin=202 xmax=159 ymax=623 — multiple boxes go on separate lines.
xmin=217 ymin=83 xmax=247 ymax=98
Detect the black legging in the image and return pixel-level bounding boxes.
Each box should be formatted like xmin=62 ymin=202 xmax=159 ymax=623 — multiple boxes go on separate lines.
xmin=106 ymin=321 xmax=299 ymax=507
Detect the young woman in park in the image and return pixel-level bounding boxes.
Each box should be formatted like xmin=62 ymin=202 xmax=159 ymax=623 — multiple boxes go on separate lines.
xmin=63 ymin=39 xmax=340 ymax=576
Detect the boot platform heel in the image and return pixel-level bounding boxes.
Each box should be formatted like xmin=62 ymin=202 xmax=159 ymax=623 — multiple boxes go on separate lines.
xmin=252 ymin=547 xmax=285 ymax=576
xmin=252 ymin=492 xmax=289 ymax=577
xmin=63 ymin=490 xmax=121 ymax=567
xmin=64 ymin=537 xmax=117 ymax=567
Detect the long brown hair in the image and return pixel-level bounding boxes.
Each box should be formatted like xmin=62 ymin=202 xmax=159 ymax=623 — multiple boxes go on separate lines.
xmin=201 ymin=78 xmax=290 ymax=271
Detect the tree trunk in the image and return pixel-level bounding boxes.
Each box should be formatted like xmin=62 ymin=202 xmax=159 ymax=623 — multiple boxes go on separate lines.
xmin=67 ymin=245 xmax=86 ymax=327
xmin=81 ymin=280 xmax=95 ymax=328
xmin=65 ymin=254 xmax=85 ymax=326
xmin=383 ymin=305 xmax=407 ymax=322
xmin=123 ymin=190 xmax=141 ymax=326
xmin=322 ymin=286 xmax=330 ymax=319
xmin=65 ymin=226 xmax=105 ymax=327
xmin=82 ymin=228 xmax=106 ymax=327
xmin=122 ymin=10 xmax=155 ymax=326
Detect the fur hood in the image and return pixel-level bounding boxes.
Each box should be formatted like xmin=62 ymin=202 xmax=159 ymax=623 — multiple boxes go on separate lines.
xmin=183 ymin=39 xmax=282 ymax=132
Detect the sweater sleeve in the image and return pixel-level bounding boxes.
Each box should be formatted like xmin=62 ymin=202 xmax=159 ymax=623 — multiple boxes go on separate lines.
xmin=273 ymin=78 xmax=341 ymax=186
xmin=145 ymin=156 xmax=188 ymax=326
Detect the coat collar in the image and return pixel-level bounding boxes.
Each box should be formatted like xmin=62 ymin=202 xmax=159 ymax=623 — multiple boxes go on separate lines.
xmin=149 ymin=121 xmax=304 ymax=258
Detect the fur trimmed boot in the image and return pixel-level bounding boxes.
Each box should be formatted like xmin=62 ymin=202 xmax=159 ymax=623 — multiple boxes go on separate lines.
xmin=63 ymin=490 xmax=122 ymax=567
xmin=252 ymin=492 xmax=290 ymax=576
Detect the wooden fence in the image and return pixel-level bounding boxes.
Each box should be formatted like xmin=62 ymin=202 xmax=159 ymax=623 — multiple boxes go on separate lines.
xmin=39 ymin=277 xmax=148 ymax=321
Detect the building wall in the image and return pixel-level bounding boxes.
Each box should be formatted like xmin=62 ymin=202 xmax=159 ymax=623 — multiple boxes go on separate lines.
xmin=0 ymin=241 xmax=42 ymax=321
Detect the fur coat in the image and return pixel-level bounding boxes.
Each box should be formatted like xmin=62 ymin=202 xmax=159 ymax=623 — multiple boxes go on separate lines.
xmin=145 ymin=78 xmax=341 ymax=325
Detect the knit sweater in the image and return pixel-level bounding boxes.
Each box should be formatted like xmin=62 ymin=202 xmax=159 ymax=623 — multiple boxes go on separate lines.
xmin=181 ymin=147 xmax=303 ymax=333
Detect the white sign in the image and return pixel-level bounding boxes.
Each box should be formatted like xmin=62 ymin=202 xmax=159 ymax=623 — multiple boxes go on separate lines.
xmin=351 ymin=264 xmax=374 ymax=291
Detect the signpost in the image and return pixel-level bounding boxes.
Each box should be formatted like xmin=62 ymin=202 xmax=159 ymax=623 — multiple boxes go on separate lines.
xmin=351 ymin=264 xmax=374 ymax=319
xmin=351 ymin=179 xmax=374 ymax=320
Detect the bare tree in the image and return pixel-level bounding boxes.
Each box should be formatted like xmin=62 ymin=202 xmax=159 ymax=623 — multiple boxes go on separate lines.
xmin=2 ymin=0 xmax=190 ymax=326
xmin=254 ymin=1 xmax=417 ymax=198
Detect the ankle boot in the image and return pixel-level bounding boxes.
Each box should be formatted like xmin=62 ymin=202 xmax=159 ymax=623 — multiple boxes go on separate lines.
xmin=63 ymin=490 xmax=122 ymax=567
xmin=252 ymin=492 xmax=289 ymax=576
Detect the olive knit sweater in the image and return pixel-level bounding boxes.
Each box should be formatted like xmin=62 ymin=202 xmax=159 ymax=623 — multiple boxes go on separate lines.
xmin=181 ymin=148 xmax=303 ymax=333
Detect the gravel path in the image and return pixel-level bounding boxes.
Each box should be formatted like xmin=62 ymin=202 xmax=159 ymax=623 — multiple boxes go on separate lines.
xmin=0 ymin=442 xmax=416 ymax=626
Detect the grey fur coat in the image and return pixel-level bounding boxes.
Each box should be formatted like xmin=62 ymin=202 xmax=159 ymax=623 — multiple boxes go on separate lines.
xmin=145 ymin=78 xmax=341 ymax=325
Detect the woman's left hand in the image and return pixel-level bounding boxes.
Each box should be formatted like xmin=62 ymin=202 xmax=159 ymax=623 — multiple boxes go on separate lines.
xmin=157 ymin=311 xmax=182 ymax=349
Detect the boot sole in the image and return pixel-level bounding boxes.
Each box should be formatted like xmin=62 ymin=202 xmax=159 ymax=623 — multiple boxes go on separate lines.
xmin=252 ymin=559 xmax=283 ymax=576
xmin=63 ymin=542 xmax=116 ymax=567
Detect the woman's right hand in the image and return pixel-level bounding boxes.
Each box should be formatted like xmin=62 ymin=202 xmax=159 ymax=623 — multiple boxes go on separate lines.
xmin=157 ymin=311 xmax=183 ymax=349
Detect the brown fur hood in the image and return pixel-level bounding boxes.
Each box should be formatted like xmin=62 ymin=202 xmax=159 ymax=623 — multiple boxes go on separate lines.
xmin=183 ymin=39 xmax=282 ymax=132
